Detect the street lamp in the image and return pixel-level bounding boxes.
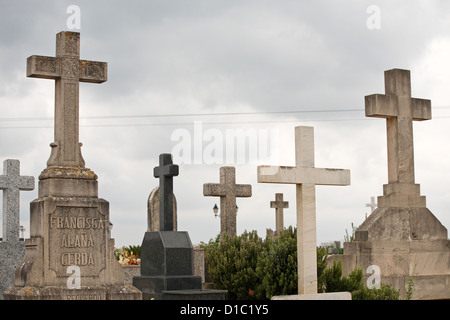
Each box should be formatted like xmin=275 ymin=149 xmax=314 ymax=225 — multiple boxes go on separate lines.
xmin=212 ymin=204 xmax=238 ymax=218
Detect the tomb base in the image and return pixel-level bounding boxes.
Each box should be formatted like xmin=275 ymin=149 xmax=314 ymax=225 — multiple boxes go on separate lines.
xmin=3 ymin=284 xmax=140 ymax=300
xmin=328 ymin=207 xmax=449 ymax=300
xmin=3 ymin=178 xmax=142 ymax=300
xmin=271 ymin=292 xmax=351 ymax=300
xmin=133 ymin=231 xmax=225 ymax=300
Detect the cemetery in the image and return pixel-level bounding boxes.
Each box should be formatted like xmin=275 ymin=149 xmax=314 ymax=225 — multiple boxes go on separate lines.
xmin=0 ymin=29 xmax=448 ymax=301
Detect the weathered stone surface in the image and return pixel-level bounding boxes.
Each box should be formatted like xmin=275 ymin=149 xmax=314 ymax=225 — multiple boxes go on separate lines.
xmin=270 ymin=193 xmax=288 ymax=237
xmin=272 ymin=292 xmax=351 ymax=300
xmin=4 ymin=31 xmax=141 ymax=300
xmin=203 ymin=166 xmax=252 ymax=238
xmin=0 ymin=159 xmax=34 ymax=299
xmin=257 ymin=126 xmax=350 ymax=295
xmin=148 ymin=186 xmax=177 ymax=232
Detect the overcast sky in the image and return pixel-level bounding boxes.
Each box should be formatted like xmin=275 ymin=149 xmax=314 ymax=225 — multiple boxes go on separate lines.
xmin=1 ymin=0 xmax=450 ymax=248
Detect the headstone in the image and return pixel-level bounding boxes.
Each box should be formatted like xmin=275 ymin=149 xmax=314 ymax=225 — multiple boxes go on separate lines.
xmin=147 ymin=186 xmax=177 ymax=231
xmin=328 ymin=69 xmax=450 ymax=300
xmin=270 ymin=193 xmax=288 ymax=237
xmin=4 ymin=31 xmax=141 ymax=300
xmin=133 ymin=154 xmax=226 ymax=300
xmin=203 ymin=166 xmax=252 ymax=238
xmin=257 ymin=126 xmax=351 ymax=298
xmin=0 ymin=159 xmax=34 ymax=299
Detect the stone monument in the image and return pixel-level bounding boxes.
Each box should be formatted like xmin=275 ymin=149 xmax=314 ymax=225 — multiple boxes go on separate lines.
xmin=268 ymin=193 xmax=288 ymax=238
xmin=4 ymin=31 xmax=141 ymax=300
xmin=203 ymin=166 xmax=252 ymax=239
xmin=147 ymin=186 xmax=177 ymax=231
xmin=0 ymin=159 xmax=34 ymax=299
xmin=133 ymin=154 xmax=226 ymax=300
xmin=328 ymin=69 xmax=450 ymax=300
xmin=258 ymin=126 xmax=351 ymax=299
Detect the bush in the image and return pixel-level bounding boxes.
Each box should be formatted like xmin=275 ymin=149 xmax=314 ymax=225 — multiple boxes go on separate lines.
xmin=255 ymin=226 xmax=298 ymax=299
xmin=205 ymin=230 xmax=265 ymax=300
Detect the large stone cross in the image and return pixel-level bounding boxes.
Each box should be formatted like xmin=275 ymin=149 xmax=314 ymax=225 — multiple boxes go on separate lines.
xmin=270 ymin=193 xmax=288 ymax=235
xmin=154 ymin=154 xmax=179 ymax=231
xmin=365 ymin=69 xmax=430 ymax=208
xmin=27 ymin=31 xmax=107 ymax=169
xmin=203 ymin=167 xmax=252 ymax=238
xmin=257 ymin=126 xmax=350 ymax=295
xmin=0 ymin=160 xmax=35 ymax=242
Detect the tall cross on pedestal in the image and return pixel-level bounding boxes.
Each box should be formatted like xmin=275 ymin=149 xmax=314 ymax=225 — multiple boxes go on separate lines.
xmin=0 ymin=160 xmax=35 ymax=242
xmin=27 ymin=31 xmax=107 ymax=168
xmin=257 ymin=126 xmax=350 ymax=295
xmin=270 ymin=193 xmax=288 ymax=236
xmin=365 ymin=69 xmax=430 ymax=208
xmin=203 ymin=167 xmax=252 ymax=238
xmin=154 ymin=154 xmax=179 ymax=231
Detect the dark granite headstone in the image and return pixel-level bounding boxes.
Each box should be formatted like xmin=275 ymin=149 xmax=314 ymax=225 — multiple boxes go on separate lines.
xmin=133 ymin=154 xmax=226 ymax=300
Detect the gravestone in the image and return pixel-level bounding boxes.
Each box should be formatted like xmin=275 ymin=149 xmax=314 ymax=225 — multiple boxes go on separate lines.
xmin=147 ymin=186 xmax=177 ymax=231
xmin=0 ymin=160 xmax=34 ymax=299
xmin=4 ymin=31 xmax=141 ymax=300
xmin=203 ymin=166 xmax=252 ymax=239
xmin=133 ymin=154 xmax=226 ymax=300
xmin=270 ymin=193 xmax=288 ymax=238
xmin=366 ymin=196 xmax=377 ymax=214
xmin=258 ymin=126 xmax=351 ymax=299
xmin=328 ymin=69 xmax=450 ymax=300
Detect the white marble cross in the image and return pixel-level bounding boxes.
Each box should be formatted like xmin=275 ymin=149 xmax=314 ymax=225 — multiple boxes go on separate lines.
xmin=270 ymin=193 xmax=288 ymax=235
xmin=0 ymin=160 xmax=34 ymax=242
xmin=365 ymin=69 xmax=430 ymax=208
xmin=257 ymin=126 xmax=350 ymax=295
xmin=27 ymin=31 xmax=107 ymax=168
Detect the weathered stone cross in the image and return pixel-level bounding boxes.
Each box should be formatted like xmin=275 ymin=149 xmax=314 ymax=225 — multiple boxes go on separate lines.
xmin=257 ymin=126 xmax=350 ymax=295
xmin=203 ymin=167 xmax=252 ymax=238
xmin=27 ymin=31 xmax=107 ymax=169
xmin=154 ymin=154 xmax=179 ymax=231
xmin=0 ymin=160 xmax=34 ymax=242
xmin=365 ymin=69 xmax=430 ymax=208
xmin=270 ymin=193 xmax=288 ymax=235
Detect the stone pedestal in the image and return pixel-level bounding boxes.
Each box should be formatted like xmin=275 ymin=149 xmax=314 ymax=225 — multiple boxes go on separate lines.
xmin=328 ymin=207 xmax=450 ymax=300
xmin=133 ymin=231 xmax=226 ymax=300
xmin=4 ymin=169 xmax=141 ymax=300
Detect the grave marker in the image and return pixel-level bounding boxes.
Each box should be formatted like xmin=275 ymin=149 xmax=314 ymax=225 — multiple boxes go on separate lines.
xmin=203 ymin=167 xmax=252 ymax=238
xmin=270 ymin=193 xmax=288 ymax=237
xmin=258 ymin=126 xmax=350 ymax=295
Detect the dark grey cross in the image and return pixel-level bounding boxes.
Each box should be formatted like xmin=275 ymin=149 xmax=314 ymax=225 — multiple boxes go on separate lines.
xmin=153 ymin=154 xmax=179 ymax=231
xmin=27 ymin=31 xmax=107 ymax=168
xmin=0 ymin=160 xmax=35 ymax=242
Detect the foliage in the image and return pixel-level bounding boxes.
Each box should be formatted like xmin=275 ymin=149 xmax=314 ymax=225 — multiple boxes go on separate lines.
xmin=344 ymin=222 xmax=358 ymax=242
xmin=205 ymin=230 xmax=265 ymax=300
xmin=319 ymin=260 xmax=363 ymax=293
xmin=114 ymin=245 xmax=141 ymax=265
xmin=352 ymin=284 xmax=400 ymax=300
xmin=198 ymin=234 xmax=220 ymax=250
xmin=405 ymin=264 xmax=416 ymax=300
xmin=255 ymin=226 xmax=298 ymax=299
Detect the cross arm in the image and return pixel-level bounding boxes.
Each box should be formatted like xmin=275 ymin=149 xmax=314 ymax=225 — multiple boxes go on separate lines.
xmin=234 ymin=184 xmax=252 ymax=197
xmin=203 ymin=183 xmax=228 ymax=197
xmin=80 ymin=60 xmax=107 ymax=83
xmin=411 ymin=98 xmax=431 ymax=121
xmin=257 ymin=165 xmax=350 ymax=186
xmin=18 ymin=176 xmax=35 ymax=191
xmin=27 ymin=55 xmax=60 ymax=79
xmin=365 ymin=94 xmax=397 ymax=118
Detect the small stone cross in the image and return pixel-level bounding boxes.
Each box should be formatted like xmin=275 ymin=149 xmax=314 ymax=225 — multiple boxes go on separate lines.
xmin=153 ymin=154 xmax=179 ymax=231
xmin=203 ymin=167 xmax=252 ymax=238
xmin=365 ymin=69 xmax=430 ymax=208
xmin=257 ymin=126 xmax=350 ymax=295
xmin=270 ymin=193 xmax=288 ymax=235
xmin=0 ymin=160 xmax=35 ymax=242
xmin=27 ymin=31 xmax=107 ymax=168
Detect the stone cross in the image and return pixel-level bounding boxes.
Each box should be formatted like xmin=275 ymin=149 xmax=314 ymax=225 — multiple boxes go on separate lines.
xmin=365 ymin=196 xmax=377 ymax=213
xmin=154 ymin=154 xmax=179 ymax=231
xmin=27 ymin=31 xmax=107 ymax=168
xmin=203 ymin=167 xmax=252 ymax=238
xmin=257 ymin=126 xmax=350 ymax=295
xmin=0 ymin=160 xmax=35 ymax=242
xmin=365 ymin=69 xmax=430 ymax=208
xmin=270 ymin=193 xmax=288 ymax=236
